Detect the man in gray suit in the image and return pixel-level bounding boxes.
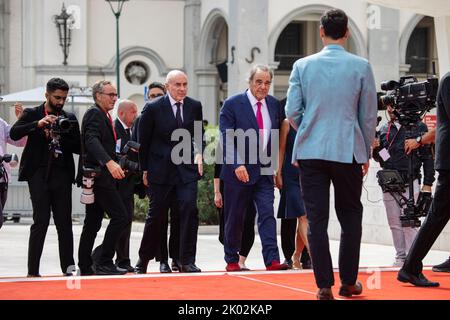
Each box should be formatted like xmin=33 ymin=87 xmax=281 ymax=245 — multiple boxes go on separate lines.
xmin=285 ymin=9 xmax=377 ymax=300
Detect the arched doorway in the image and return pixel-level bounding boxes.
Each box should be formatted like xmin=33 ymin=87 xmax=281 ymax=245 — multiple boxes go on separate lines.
xmin=401 ymin=16 xmax=439 ymax=79
xmin=269 ymin=5 xmax=366 ymax=99
xmin=197 ymin=10 xmax=228 ymax=125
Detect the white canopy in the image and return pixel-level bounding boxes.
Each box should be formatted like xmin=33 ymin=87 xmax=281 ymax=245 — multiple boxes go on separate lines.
xmin=367 ymin=0 xmax=450 ymax=17
xmin=0 ymin=86 xmax=94 ymax=106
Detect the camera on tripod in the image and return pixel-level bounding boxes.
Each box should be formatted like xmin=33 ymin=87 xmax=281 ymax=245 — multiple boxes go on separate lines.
xmin=117 ymin=141 xmax=140 ymax=173
xmin=80 ymin=166 xmax=101 ymax=204
xmin=378 ymin=76 xmax=438 ymax=126
xmin=376 ymin=76 xmax=438 ymax=228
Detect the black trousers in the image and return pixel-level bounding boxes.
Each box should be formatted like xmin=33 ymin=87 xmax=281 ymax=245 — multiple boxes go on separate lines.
xmin=27 ymin=167 xmax=74 ymax=275
xmin=403 ymin=170 xmax=450 ymax=274
xmin=299 ymin=160 xmax=363 ymax=289
xmin=78 ymin=183 xmax=129 ymax=270
xmin=0 ymin=182 xmax=7 ymax=229
xmin=218 ymin=204 xmax=256 ymax=257
xmin=156 ymin=196 xmax=180 ymax=263
xmin=115 ymin=191 xmax=135 ymax=266
xmin=138 ymin=181 xmax=199 ymax=265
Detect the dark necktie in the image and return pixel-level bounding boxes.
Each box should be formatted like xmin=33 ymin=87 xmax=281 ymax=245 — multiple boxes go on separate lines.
xmin=175 ymin=102 xmax=183 ymax=128
xmin=125 ymin=128 xmax=131 ymax=139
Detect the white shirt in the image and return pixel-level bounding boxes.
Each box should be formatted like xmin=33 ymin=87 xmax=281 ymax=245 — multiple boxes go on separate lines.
xmin=246 ymin=90 xmax=272 ymax=150
xmin=0 ymin=117 xmax=27 ymax=182
xmin=168 ymin=93 xmax=184 ymax=122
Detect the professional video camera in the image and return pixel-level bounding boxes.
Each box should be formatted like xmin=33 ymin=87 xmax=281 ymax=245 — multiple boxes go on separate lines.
xmin=46 ymin=116 xmax=77 ymax=158
xmin=117 ymin=141 xmax=140 ymax=173
xmin=80 ymin=166 xmax=101 ymax=205
xmin=376 ymin=75 xmax=437 ymax=228
xmin=378 ymin=76 xmax=438 ymax=126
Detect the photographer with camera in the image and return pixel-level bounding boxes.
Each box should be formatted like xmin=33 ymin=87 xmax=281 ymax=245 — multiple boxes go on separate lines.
xmin=77 ymin=80 xmax=131 ymax=276
xmin=398 ymin=71 xmax=450 ymax=286
xmin=10 ymin=78 xmax=81 ymax=277
xmin=0 ymin=103 xmax=27 ymax=229
xmin=90 ymin=99 xmax=138 ymax=272
xmin=373 ymin=104 xmax=435 ymax=267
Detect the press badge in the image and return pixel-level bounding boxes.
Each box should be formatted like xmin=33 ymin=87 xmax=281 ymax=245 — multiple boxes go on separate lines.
xmin=379 ymin=148 xmax=390 ymax=161
xmin=116 ymin=139 xmax=122 ymax=153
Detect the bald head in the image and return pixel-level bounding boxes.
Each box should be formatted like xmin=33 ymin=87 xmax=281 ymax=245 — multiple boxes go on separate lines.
xmin=118 ymin=99 xmax=138 ymax=128
xmin=165 ymin=70 xmax=188 ymax=102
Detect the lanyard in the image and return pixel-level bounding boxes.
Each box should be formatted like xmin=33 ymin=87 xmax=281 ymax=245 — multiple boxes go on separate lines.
xmin=386 ymin=122 xmax=401 ymax=150
xmin=104 ymin=111 xmax=117 ymax=142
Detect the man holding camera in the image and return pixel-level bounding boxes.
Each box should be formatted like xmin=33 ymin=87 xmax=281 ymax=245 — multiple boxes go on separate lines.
xmin=374 ymin=105 xmax=435 ymax=267
xmin=77 ymin=80 xmax=129 ymax=276
xmin=10 ymin=78 xmax=81 ymax=277
xmin=398 ymin=71 xmax=450 ymax=286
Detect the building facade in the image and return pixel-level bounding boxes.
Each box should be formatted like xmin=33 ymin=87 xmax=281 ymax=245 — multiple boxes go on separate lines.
xmin=0 ymin=0 xmax=448 ymax=250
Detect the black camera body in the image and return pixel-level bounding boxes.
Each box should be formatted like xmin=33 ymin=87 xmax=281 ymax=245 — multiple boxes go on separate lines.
xmin=46 ymin=116 xmax=75 ymax=134
xmin=117 ymin=141 xmax=140 ymax=173
xmin=378 ymin=76 xmax=438 ymax=126
xmin=80 ymin=166 xmax=101 ymax=204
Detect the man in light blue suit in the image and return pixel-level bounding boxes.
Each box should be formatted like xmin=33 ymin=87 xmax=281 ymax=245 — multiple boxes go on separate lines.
xmin=285 ymin=9 xmax=377 ymax=300
xmin=220 ymin=65 xmax=288 ymax=272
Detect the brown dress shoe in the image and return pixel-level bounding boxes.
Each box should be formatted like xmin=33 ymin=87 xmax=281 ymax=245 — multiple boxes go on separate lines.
xmin=316 ymin=288 xmax=334 ymax=300
xmin=338 ymin=281 xmax=363 ymax=297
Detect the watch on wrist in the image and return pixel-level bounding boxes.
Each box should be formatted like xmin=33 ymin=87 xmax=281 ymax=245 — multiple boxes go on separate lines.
xmin=416 ymin=135 xmax=423 ymax=145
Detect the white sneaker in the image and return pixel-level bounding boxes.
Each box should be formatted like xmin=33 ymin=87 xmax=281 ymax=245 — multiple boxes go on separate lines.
xmin=393 ymin=258 xmax=405 ymax=267
xmin=239 ymin=263 xmax=250 ymax=271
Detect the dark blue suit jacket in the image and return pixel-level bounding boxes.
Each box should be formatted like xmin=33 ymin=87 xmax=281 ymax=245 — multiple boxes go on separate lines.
xmin=138 ymin=95 xmax=203 ymax=185
xmin=219 ymin=91 xmax=281 ymax=186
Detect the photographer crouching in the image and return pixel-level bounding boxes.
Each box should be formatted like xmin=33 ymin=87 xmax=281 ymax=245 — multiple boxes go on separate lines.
xmin=77 ymin=80 xmax=130 ymax=276
xmin=10 ymin=78 xmax=81 ymax=277
xmin=373 ymin=104 xmax=435 ymax=267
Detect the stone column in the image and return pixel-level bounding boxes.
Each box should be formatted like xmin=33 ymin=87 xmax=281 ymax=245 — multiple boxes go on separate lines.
xmin=228 ymin=0 xmax=270 ymax=95
xmin=434 ymin=15 xmax=450 ymax=76
xmin=184 ymin=0 xmax=201 ymax=98
xmin=368 ymin=5 xmax=400 ymax=89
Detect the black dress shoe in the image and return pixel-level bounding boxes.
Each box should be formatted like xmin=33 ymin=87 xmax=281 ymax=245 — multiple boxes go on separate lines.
xmin=95 ymin=264 xmax=127 ymax=276
xmin=397 ymin=269 xmax=440 ymax=287
xmin=432 ymin=258 xmax=450 ymax=273
xmin=171 ymin=259 xmax=181 ymax=272
xmin=160 ymin=261 xmax=172 ymax=273
xmin=339 ymin=281 xmax=363 ymax=297
xmin=180 ymin=264 xmax=201 ymax=273
xmin=27 ymin=273 xmax=41 ymax=278
xmin=134 ymin=259 xmax=149 ymax=274
xmin=117 ymin=264 xmax=136 ymax=273
xmin=316 ymin=288 xmax=334 ymax=300
xmin=79 ymin=267 xmax=95 ymax=276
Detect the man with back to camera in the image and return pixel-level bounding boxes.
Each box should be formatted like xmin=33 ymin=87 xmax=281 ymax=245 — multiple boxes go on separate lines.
xmin=285 ymin=9 xmax=378 ymax=299
xmin=10 ymin=78 xmax=81 ymax=277
xmin=77 ymin=80 xmax=129 ymax=276
xmin=397 ymin=71 xmax=450 ymax=286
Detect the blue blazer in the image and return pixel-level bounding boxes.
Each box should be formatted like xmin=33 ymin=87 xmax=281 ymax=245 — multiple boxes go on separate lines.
xmin=219 ymin=91 xmax=281 ymax=185
xmin=285 ymin=44 xmax=378 ymax=164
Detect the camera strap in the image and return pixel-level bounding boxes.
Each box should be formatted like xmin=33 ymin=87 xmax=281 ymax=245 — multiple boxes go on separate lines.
xmin=386 ymin=122 xmax=402 ymax=151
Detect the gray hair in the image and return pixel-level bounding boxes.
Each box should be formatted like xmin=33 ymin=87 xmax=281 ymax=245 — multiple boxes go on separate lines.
xmin=247 ymin=64 xmax=273 ymax=83
xmin=92 ymin=80 xmax=112 ymax=102
xmin=165 ymin=70 xmax=187 ymax=84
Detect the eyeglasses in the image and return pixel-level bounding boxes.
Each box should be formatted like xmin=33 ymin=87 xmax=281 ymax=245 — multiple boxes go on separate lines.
xmin=100 ymin=92 xmax=118 ymax=99
xmin=149 ymin=93 xmax=164 ymax=99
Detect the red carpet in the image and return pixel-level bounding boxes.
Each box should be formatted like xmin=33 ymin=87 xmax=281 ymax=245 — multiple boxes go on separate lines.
xmin=0 ymin=269 xmax=448 ymax=300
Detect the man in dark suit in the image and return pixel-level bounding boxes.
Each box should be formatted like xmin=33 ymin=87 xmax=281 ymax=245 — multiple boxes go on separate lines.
xmin=10 ymin=78 xmax=80 ymax=277
xmin=135 ymin=70 xmax=204 ymax=274
xmin=398 ymin=71 xmax=450 ymax=287
xmin=219 ymin=64 xmax=288 ymax=272
xmin=77 ymin=80 xmax=129 ymax=276
xmin=91 ymin=99 xmax=138 ymax=272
